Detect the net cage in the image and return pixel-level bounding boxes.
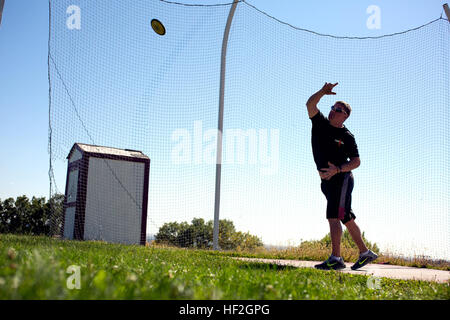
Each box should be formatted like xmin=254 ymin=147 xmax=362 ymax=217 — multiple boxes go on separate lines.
xmin=48 ymin=0 xmax=449 ymax=259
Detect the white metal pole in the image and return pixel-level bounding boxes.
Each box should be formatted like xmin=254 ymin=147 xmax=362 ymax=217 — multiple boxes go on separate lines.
xmin=444 ymin=3 xmax=450 ymax=22
xmin=213 ymin=0 xmax=239 ymax=251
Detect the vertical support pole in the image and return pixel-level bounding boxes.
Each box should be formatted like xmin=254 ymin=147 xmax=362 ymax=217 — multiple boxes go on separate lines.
xmin=0 ymin=0 xmax=5 ymax=26
xmin=444 ymin=3 xmax=450 ymax=22
xmin=213 ymin=0 xmax=239 ymax=251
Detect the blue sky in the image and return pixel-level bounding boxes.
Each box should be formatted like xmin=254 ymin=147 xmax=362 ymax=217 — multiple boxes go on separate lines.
xmin=0 ymin=0 xmax=448 ymax=259
xmin=1 ymin=0 xmax=446 ymax=198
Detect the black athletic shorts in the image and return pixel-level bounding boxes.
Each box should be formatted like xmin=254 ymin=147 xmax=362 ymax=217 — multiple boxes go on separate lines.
xmin=320 ymin=172 xmax=356 ymax=224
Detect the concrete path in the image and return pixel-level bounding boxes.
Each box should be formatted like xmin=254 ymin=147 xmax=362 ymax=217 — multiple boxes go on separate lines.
xmin=234 ymin=257 xmax=450 ymax=283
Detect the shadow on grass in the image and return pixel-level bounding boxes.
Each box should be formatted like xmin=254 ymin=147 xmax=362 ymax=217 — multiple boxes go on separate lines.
xmin=237 ymin=262 xmax=298 ymax=271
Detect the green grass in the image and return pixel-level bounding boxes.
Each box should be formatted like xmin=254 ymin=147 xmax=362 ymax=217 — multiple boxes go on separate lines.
xmin=0 ymin=234 xmax=448 ymax=299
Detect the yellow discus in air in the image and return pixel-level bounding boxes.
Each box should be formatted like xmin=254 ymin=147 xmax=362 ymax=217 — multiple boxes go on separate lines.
xmin=151 ymin=19 xmax=166 ymax=36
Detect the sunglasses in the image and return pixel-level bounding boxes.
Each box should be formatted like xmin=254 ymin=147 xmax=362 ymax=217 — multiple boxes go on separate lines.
xmin=331 ymin=105 xmax=348 ymax=115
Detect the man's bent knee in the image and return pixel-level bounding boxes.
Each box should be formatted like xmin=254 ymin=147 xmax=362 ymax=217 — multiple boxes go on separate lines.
xmin=343 ymin=218 xmax=355 ymax=226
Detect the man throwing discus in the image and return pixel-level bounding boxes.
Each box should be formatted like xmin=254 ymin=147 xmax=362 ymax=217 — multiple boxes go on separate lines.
xmin=306 ymin=82 xmax=378 ymax=270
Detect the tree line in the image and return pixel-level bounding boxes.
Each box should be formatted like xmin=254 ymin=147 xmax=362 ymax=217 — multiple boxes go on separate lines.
xmin=1 ymin=195 xmax=379 ymax=253
xmin=0 ymin=195 xmax=263 ymax=251
xmin=155 ymin=218 xmax=264 ymax=250
xmin=0 ymin=194 xmax=64 ymax=235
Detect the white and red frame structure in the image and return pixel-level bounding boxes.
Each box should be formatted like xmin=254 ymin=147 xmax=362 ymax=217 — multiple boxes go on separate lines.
xmin=62 ymin=143 xmax=150 ymax=245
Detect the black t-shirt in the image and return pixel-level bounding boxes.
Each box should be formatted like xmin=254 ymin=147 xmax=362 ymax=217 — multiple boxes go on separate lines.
xmin=310 ymin=111 xmax=359 ymax=171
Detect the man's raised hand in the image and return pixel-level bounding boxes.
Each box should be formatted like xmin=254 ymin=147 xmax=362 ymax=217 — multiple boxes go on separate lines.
xmin=321 ymin=82 xmax=338 ymax=95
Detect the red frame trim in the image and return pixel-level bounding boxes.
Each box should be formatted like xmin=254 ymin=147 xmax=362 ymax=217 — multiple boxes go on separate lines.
xmin=73 ymin=155 xmax=89 ymax=240
xmin=140 ymin=160 xmax=150 ymax=245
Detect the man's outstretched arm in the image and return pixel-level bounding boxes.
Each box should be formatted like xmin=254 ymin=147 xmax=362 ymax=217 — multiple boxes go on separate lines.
xmin=306 ymin=82 xmax=338 ymax=118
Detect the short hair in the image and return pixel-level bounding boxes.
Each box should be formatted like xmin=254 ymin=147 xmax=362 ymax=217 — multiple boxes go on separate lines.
xmin=336 ymin=101 xmax=351 ymax=116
